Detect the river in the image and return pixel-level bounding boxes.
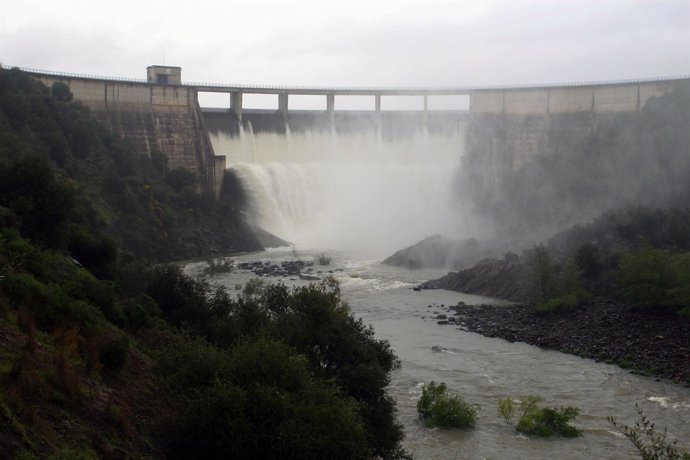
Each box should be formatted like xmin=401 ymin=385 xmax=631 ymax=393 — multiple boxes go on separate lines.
xmin=185 ymin=247 xmax=690 ymax=460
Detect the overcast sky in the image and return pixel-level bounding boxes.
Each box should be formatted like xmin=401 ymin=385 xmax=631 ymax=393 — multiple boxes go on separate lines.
xmin=1 ymin=0 xmax=688 ymax=108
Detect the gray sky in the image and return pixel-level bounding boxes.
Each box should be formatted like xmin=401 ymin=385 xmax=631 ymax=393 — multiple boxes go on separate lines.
xmin=1 ymin=0 xmax=688 ymax=108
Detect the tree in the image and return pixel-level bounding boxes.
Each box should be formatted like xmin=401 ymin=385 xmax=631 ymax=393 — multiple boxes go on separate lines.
xmin=532 ymin=244 xmax=555 ymax=303
xmin=165 ymin=167 xmax=196 ymax=192
xmin=0 ymin=156 xmax=74 ymax=247
xmin=273 ymin=279 xmax=406 ymax=459
xmin=51 ymin=81 xmax=73 ymax=102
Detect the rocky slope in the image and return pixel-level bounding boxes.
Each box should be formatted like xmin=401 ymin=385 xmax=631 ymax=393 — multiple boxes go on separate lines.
xmin=421 ymin=256 xmax=532 ymax=303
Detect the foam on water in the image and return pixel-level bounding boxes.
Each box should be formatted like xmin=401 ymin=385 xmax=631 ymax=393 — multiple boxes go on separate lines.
xmin=648 ymin=396 xmax=690 ymax=410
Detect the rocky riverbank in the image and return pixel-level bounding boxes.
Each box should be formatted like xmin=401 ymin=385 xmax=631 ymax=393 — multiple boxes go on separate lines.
xmin=237 ymin=259 xmax=344 ymax=280
xmin=432 ymin=297 xmax=690 ymax=386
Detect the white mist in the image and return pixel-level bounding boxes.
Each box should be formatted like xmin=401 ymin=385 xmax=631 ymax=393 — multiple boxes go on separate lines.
xmin=211 ymin=126 xmax=474 ymax=258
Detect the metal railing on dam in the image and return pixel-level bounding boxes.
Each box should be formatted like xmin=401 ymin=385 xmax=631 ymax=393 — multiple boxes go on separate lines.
xmin=5 ymin=64 xmax=689 ymax=96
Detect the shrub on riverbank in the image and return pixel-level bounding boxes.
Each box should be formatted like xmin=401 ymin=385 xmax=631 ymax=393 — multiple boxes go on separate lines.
xmin=202 ymin=256 xmax=234 ymax=276
xmin=531 ymin=245 xmax=589 ymax=314
xmin=618 ymin=247 xmax=690 ymax=316
xmin=417 ymin=381 xmax=477 ymax=428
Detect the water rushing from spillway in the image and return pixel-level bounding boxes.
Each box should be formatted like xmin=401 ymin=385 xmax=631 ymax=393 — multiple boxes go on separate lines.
xmin=209 ymin=125 xmax=484 ymax=258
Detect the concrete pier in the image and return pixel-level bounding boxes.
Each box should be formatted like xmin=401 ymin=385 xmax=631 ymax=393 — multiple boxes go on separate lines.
xmin=231 ymin=92 xmax=242 ymax=120
xmin=326 ymin=93 xmax=335 ymax=129
xmin=278 ymin=93 xmax=288 ymax=121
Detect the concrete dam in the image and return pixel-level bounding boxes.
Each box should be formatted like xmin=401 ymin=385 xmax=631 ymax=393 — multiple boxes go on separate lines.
xmin=16 ymin=64 xmax=690 ymax=252
xmin=19 ymin=65 xmax=688 ymax=186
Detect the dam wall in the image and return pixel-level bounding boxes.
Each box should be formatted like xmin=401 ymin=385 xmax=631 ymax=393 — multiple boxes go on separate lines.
xmin=29 ymin=73 xmax=222 ymax=194
xmin=467 ymin=78 xmax=690 ymax=170
xmin=21 ymin=65 xmax=689 ymax=197
xmin=470 ymin=79 xmax=680 ymax=114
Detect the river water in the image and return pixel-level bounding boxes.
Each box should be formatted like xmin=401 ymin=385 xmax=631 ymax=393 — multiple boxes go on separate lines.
xmin=185 ymin=247 xmax=690 ymax=460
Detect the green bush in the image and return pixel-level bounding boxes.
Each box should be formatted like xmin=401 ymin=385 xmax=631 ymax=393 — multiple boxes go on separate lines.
xmin=575 ymin=242 xmax=605 ymax=282
xmin=316 ymin=253 xmax=332 ymax=265
xmin=501 ymin=395 xmax=581 ymax=438
xmin=271 ymin=278 xmax=405 ymax=458
xmin=203 ymin=256 xmax=233 ymax=276
xmin=64 ymin=269 xmax=117 ymax=310
xmin=146 ymin=264 xmax=215 ymax=333
xmin=50 ymin=81 xmax=73 ymax=103
xmin=532 ymin=244 xmax=555 ymax=302
xmin=617 ymin=247 xmax=690 ymax=314
xmin=0 ymin=156 xmax=74 ymax=247
xmin=532 ymin=247 xmax=589 ymax=314
xmin=608 ymin=405 xmax=690 ymax=460
xmin=417 ymin=381 xmax=477 ymax=428
xmin=99 ymin=336 xmax=130 ymax=371
xmin=667 ymin=253 xmax=690 ymax=309
xmin=165 ymin=167 xmax=196 ymax=192
xmin=119 ymin=294 xmax=162 ymax=331
xmin=498 ymin=397 xmax=515 ymax=422
xmin=517 ymin=406 xmax=580 ymax=438
xmin=2 ymin=270 xmax=103 ymax=336
xmin=533 ymin=293 xmax=579 ymax=314
xmin=618 ymin=247 xmax=676 ymax=308
xmin=66 ymin=224 xmax=117 ymax=278
xmin=161 ymin=336 xmax=371 ymax=460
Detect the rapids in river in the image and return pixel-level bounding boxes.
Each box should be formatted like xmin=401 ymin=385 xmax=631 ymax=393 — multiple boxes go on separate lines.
xmin=201 ymin=126 xmax=690 ymax=458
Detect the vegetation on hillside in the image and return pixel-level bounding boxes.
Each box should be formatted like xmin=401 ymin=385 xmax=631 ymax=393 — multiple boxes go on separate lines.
xmin=0 ymin=68 xmax=407 ymax=458
xmin=0 ymin=67 xmax=260 ymax=263
xmin=530 ymin=244 xmax=589 ymax=313
xmin=524 ymin=207 xmax=690 ymax=320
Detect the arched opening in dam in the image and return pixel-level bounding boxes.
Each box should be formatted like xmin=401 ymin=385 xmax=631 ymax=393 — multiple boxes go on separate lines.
xmin=203 ymin=105 xmax=474 ymax=258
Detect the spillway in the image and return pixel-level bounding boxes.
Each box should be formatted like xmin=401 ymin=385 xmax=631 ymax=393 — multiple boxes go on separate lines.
xmin=209 ymin=123 xmax=479 ymax=257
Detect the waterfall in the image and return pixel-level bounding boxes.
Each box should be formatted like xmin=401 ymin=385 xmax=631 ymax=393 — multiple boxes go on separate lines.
xmin=210 ymin=125 xmax=475 ymax=257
